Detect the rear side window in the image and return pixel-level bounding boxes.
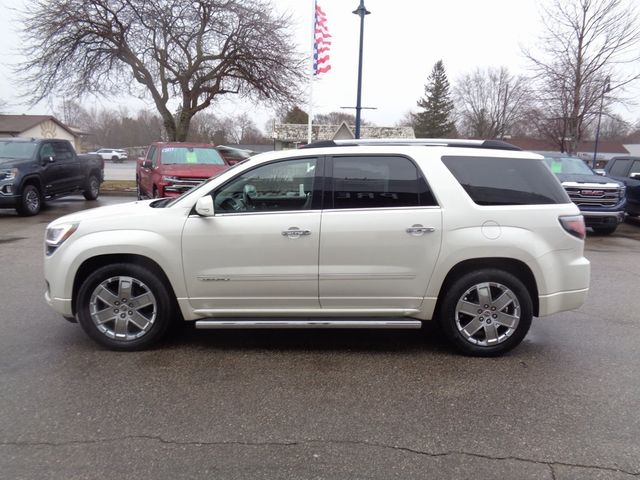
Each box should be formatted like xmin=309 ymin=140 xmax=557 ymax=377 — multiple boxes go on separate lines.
xmin=608 ymin=159 xmax=632 ymax=177
xmin=331 ymin=155 xmax=437 ymax=209
xmin=442 ymin=156 xmax=569 ymax=205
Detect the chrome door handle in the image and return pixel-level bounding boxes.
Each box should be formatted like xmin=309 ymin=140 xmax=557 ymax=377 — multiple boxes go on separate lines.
xmin=282 ymin=227 xmax=311 ymax=238
xmin=406 ymin=225 xmax=435 ymax=236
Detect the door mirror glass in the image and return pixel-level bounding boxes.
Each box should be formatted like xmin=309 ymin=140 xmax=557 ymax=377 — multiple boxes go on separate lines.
xmin=195 ymin=195 xmax=215 ymax=217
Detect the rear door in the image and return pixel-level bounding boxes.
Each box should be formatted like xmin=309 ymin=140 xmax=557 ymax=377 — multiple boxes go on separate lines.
xmin=53 ymin=141 xmax=82 ymax=190
xmin=318 ymin=155 xmax=442 ymax=310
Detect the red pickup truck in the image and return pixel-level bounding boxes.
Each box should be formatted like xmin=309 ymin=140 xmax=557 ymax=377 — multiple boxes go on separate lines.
xmin=136 ymin=142 xmax=231 ymax=199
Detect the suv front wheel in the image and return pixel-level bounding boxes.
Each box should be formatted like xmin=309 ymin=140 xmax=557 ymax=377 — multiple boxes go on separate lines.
xmin=438 ymin=269 xmax=533 ymax=356
xmin=76 ymin=263 xmax=174 ymax=350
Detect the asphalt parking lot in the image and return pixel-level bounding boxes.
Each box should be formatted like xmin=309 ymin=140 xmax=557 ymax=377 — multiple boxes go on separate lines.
xmin=1 ymin=195 xmax=639 ymax=479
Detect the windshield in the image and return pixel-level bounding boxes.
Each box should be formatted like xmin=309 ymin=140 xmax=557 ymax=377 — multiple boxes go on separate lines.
xmin=544 ymin=156 xmax=594 ymax=175
xmin=161 ymin=146 xmax=225 ymax=165
xmin=0 ymin=141 xmax=37 ymax=159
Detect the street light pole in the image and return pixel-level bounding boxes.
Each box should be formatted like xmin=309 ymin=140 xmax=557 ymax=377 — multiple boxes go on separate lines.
xmin=352 ymin=0 xmax=370 ymax=139
xmin=593 ymin=76 xmax=611 ymax=168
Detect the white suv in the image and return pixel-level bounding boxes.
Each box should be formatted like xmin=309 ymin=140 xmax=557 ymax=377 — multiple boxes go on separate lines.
xmin=90 ymin=148 xmax=128 ymax=163
xmin=44 ymin=139 xmax=590 ymax=356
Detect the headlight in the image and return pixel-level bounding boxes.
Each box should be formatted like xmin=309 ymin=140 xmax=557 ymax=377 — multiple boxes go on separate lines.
xmin=162 ymin=175 xmax=179 ymax=183
xmin=0 ymin=168 xmax=18 ymax=181
xmin=45 ymin=223 xmax=79 ymax=247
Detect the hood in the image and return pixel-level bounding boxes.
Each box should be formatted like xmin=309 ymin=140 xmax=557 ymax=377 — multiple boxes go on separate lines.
xmin=157 ymin=163 xmax=228 ymax=178
xmin=555 ymin=173 xmax=623 ymax=186
xmin=47 ymin=199 xmax=164 ymax=227
xmin=0 ymin=157 xmax=30 ymax=167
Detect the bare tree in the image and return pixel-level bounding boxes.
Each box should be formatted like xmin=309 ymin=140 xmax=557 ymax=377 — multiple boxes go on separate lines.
xmin=524 ymin=0 xmax=640 ymax=153
xmin=454 ymin=67 xmax=533 ymax=139
xmin=18 ymin=0 xmax=303 ymax=141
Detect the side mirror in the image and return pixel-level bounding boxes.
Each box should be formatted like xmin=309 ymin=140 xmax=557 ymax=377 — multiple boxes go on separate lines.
xmin=630 ymin=172 xmax=640 ymax=180
xmin=142 ymin=160 xmax=152 ymax=169
xmin=42 ymin=155 xmax=54 ymax=164
xmin=195 ymin=196 xmax=215 ymax=217
xmin=593 ymin=169 xmax=606 ymax=176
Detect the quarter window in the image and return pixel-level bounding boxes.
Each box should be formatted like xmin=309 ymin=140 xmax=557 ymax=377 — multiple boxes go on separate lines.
xmin=214 ymin=158 xmax=318 ymax=213
xmin=629 ymin=160 xmax=640 ymax=177
xmin=442 ymin=156 xmax=569 ymax=205
xmin=331 ymin=156 xmax=436 ymax=209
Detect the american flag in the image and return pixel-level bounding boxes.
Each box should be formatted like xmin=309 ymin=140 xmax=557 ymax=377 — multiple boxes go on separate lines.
xmin=313 ymin=1 xmax=331 ymax=75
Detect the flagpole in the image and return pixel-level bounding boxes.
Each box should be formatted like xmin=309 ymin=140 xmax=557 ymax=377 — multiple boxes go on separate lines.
xmin=307 ymin=0 xmax=316 ymax=145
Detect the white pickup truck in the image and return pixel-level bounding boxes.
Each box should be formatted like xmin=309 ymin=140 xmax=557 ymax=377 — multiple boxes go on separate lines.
xmin=89 ymin=148 xmax=128 ymax=163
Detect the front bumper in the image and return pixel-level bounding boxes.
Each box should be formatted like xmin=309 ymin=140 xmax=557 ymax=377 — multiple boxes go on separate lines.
xmin=44 ymin=290 xmax=74 ymax=319
xmin=0 ymin=180 xmax=18 ymax=207
xmin=581 ymin=210 xmax=625 ymax=227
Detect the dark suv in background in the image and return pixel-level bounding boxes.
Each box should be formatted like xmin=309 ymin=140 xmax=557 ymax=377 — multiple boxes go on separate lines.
xmin=604 ymin=156 xmax=640 ymax=218
xmin=543 ymin=154 xmax=625 ymax=235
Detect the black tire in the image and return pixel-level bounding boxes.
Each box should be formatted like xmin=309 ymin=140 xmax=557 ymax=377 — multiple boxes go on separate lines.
xmin=16 ymin=183 xmax=42 ymax=216
xmin=136 ymin=178 xmax=145 ymax=200
xmin=83 ymin=174 xmax=100 ymax=200
xmin=437 ymin=269 xmax=533 ymax=357
xmin=592 ymin=225 xmax=617 ymax=235
xmin=111 ymin=155 xmax=120 ymax=163
xmin=76 ymin=263 xmax=175 ymax=351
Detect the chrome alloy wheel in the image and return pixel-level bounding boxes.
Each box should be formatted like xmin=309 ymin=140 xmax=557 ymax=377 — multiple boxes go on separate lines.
xmin=454 ymin=282 xmax=521 ymax=346
xmin=24 ymin=188 xmax=40 ymax=213
xmin=89 ymin=276 xmax=157 ymax=341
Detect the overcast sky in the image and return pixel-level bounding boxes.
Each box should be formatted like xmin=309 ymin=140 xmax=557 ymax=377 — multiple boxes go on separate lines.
xmin=1 ymin=0 xmax=639 ymax=129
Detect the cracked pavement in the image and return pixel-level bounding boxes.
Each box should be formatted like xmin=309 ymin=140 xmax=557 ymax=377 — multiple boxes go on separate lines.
xmin=1 ymin=197 xmax=640 ymax=479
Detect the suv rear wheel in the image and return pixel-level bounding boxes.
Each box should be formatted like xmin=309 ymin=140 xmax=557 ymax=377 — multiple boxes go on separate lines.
xmin=76 ymin=263 xmax=175 ymax=351
xmin=438 ymin=269 xmax=533 ymax=356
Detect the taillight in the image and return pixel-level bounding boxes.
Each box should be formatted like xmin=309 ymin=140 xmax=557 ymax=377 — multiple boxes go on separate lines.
xmin=559 ymin=215 xmax=586 ymax=240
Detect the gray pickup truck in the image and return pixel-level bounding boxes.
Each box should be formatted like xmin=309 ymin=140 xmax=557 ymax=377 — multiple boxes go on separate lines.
xmin=0 ymin=138 xmax=103 ymax=216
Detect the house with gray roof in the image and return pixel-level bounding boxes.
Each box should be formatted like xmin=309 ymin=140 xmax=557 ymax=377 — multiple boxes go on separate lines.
xmin=0 ymin=114 xmax=86 ymax=151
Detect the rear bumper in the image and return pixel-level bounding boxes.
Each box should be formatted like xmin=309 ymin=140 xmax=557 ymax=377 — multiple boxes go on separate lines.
xmin=538 ymin=288 xmax=589 ymax=317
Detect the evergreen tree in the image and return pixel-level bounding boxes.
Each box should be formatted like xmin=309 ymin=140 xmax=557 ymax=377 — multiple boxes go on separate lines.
xmin=283 ymin=106 xmax=309 ymax=124
xmin=414 ymin=60 xmax=456 ymax=138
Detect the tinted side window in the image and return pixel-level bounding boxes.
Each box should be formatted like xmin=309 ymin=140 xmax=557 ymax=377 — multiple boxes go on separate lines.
xmin=331 ymin=156 xmax=437 ymax=209
xmin=442 ymin=156 xmax=569 ymax=206
xmin=609 ymin=159 xmax=631 ymax=177
xmin=148 ymin=146 xmax=158 ymax=167
xmin=53 ymin=142 xmax=73 ymax=161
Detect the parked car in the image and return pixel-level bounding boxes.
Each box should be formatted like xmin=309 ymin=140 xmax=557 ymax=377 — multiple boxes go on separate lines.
xmin=216 ymin=145 xmax=253 ymax=165
xmin=543 ymin=154 xmax=626 ymax=235
xmin=0 ymin=138 xmax=103 ymax=216
xmin=603 ymin=156 xmax=640 ymax=217
xmin=89 ymin=148 xmax=128 ymax=163
xmin=44 ymin=139 xmax=590 ymax=356
xmin=136 ymin=142 xmax=230 ymax=199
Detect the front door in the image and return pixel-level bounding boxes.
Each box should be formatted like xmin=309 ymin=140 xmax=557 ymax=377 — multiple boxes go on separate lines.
xmin=319 ymin=155 xmax=443 ymax=310
xmin=182 ymin=157 xmax=322 ymax=312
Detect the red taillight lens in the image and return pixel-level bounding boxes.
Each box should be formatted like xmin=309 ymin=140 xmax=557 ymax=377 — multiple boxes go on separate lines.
xmin=559 ymin=215 xmax=586 ymax=240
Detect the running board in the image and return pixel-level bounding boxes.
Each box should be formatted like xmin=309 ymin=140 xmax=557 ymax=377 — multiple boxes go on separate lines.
xmin=195 ymin=319 xmax=422 ymax=329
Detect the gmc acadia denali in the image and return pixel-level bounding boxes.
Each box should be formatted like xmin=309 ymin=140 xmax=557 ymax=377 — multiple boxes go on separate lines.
xmin=44 ymin=139 xmax=590 ymax=356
